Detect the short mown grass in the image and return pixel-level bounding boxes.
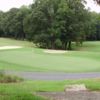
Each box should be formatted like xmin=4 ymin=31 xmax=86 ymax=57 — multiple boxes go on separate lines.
xmin=0 ymin=48 xmax=100 ymax=72
xmin=22 ymin=79 xmax=100 ymax=91
xmin=0 ymin=38 xmax=100 ymax=72
xmin=0 ymin=38 xmax=34 ymax=47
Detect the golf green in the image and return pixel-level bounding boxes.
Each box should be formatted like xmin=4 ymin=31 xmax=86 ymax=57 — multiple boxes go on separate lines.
xmin=0 ymin=38 xmax=100 ymax=72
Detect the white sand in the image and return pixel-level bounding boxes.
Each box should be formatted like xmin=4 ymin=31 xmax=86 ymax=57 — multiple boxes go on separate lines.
xmin=44 ymin=49 xmax=67 ymax=54
xmin=0 ymin=46 xmax=22 ymax=50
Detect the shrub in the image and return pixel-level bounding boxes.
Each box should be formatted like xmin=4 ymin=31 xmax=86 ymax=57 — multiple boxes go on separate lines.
xmin=55 ymin=39 xmax=62 ymax=49
xmin=0 ymin=71 xmax=23 ymax=83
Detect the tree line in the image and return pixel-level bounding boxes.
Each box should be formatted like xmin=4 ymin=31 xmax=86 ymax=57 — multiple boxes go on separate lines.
xmin=0 ymin=0 xmax=100 ymax=50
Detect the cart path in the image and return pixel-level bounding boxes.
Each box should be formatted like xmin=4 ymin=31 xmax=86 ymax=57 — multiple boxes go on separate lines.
xmin=37 ymin=91 xmax=100 ymax=100
xmin=4 ymin=71 xmax=100 ymax=80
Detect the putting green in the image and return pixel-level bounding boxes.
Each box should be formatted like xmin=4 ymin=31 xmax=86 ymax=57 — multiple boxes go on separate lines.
xmin=0 ymin=38 xmax=100 ymax=72
xmin=0 ymin=47 xmax=99 ymax=72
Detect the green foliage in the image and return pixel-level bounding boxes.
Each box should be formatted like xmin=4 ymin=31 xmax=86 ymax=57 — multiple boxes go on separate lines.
xmin=0 ymin=0 xmax=99 ymax=50
xmin=34 ymin=34 xmax=50 ymax=48
xmin=54 ymin=39 xmax=62 ymax=49
xmin=24 ymin=0 xmax=91 ymax=50
xmin=86 ymin=12 xmax=100 ymax=40
xmin=0 ymin=6 xmax=30 ymax=39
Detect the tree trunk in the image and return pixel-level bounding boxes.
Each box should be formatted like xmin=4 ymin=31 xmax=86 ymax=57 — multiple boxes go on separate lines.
xmin=50 ymin=34 xmax=55 ymax=49
xmin=68 ymin=40 xmax=72 ymax=50
xmin=22 ymin=32 xmax=26 ymax=40
xmin=51 ymin=40 xmax=55 ymax=49
xmin=64 ymin=41 xmax=68 ymax=50
xmin=61 ymin=41 xmax=65 ymax=50
xmin=80 ymin=40 xmax=83 ymax=46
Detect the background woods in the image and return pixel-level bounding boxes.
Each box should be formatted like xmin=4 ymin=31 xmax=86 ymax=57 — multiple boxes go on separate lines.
xmin=0 ymin=0 xmax=100 ymax=50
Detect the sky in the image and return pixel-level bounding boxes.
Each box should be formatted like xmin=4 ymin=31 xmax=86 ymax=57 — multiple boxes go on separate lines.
xmin=86 ymin=0 xmax=100 ymax=13
xmin=0 ymin=0 xmax=33 ymax=12
xmin=0 ymin=0 xmax=100 ymax=13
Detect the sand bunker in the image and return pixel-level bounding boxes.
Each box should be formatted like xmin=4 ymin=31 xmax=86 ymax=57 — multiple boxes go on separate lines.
xmin=0 ymin=46 xmax=22 ymax=50
xmin=44 ymin=49 xmax=67 ymax=54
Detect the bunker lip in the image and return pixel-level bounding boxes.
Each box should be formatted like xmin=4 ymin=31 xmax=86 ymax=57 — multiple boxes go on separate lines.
xmin=44 ymin=49 xmax=67 ymax=54
xmin=0 ymin=46 xmax=22 ymax=50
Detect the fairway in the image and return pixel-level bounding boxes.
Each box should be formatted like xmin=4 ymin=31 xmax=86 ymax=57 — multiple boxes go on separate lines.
xmin=0 ymin=38 xmax=100 ymax=73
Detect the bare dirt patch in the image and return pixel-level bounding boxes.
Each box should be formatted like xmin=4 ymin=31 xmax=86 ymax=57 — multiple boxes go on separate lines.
xmin=0 ymin=46 xmax=22 ymax=50
xmin=44 ymin=49 xmax=67 ymax=54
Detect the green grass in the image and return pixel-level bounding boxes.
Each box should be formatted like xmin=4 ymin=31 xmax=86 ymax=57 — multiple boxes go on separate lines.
xmin=0 ymin=93 xmax=45 ymax=100
xmin=0 ymin=79 xmax=100 ymax=99
xmin=0 ymin=50 xmax=100 ymax=72
xmin=0 ymin=79 xmax=100 ymax=93
xmin=0 ymin=38 xmax=100 ymax=72
xmin=0 ymin=85 xmax=46 ymax=100
xmin=77 ymin=41 xmax=100 ymax=52
xmin=0 ymin=38 xmax=34 ymax=47
xmin=0 ymin=79 xmax=100 ymax=100
xmin=0 ymin=38 xmax=100 ymax=99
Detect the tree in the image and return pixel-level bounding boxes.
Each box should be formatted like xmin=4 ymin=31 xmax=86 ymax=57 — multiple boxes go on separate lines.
xmin=0 ymin=11 xmax=4 ymax=37
xmin=86 ymin=12 xmax=100 ymax=40
xmin=0 ymin=6 xmax=30 ymax=39
xmin=24 ymin=0 xmax=61 ymax=48
xmin=0 ymin=0 xmax=97 ymax=50
xmin=95 ymin=0 xmax=100 ymax=4
xmin=57 ymin=0 xmax=89 ymax=49
xmin=24 ymin=0 xmax=90 ymax=50
xmin=1 ymin=8 xmax=19 ymax=37
xmin=13 ymin=6 xmax=31 ymax=39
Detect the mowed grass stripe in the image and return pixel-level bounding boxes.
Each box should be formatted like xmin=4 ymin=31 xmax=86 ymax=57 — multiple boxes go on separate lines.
xmin=0 ymin=38 xmax=100 ymax=72
xmin=0 ymin=48 xmax=100 ymax=72
xmin=1 ymin=79 xmax=100 ymax=92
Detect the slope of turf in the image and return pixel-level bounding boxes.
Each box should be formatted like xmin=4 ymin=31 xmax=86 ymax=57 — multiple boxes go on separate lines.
xmin=0 ymin=38 xmax=100 ymax=72
xmin=1 ymin=79 xmax=100 ymax=93
xmin=0 ymin=38 xmax=33 ymax=47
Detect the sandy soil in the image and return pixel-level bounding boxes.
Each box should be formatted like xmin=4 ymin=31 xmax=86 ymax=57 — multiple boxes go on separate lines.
xmin=0 ymin=46 xmax=22 ymax=50
xmin=44 ymin=49 xmax=67 ymax=54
